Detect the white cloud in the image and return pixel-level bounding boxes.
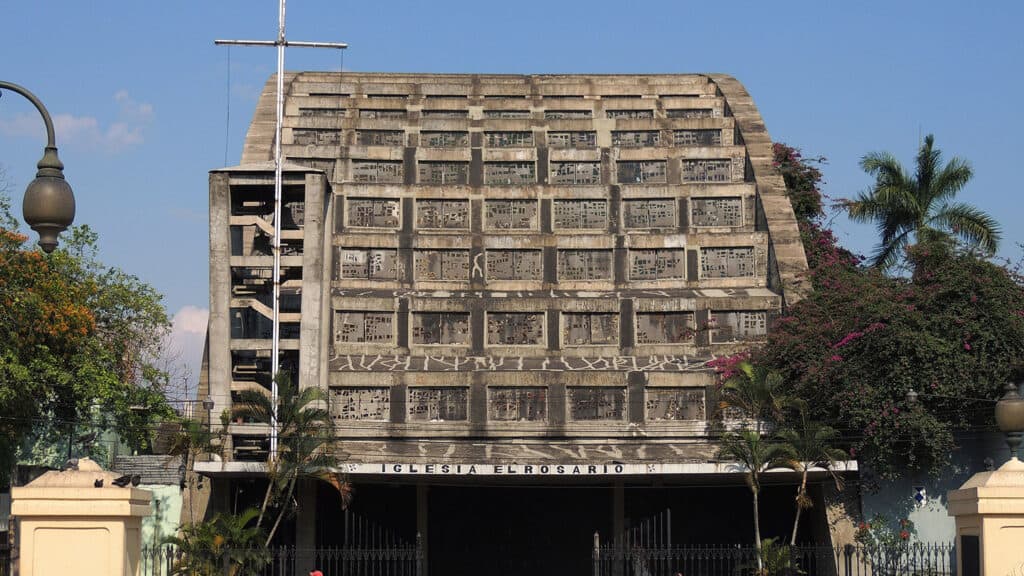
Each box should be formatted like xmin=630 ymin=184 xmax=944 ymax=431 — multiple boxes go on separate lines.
xmin=165 ymin=305 xmax=209 ymax=400
xmin=0 ymin=89 xmax=153 ymax=153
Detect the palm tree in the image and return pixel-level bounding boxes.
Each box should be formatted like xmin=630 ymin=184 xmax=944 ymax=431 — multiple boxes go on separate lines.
xmin=165 ymin=507 xmax=270 ymax=576
xmin=846 ymin=134 xmax=1001 ymax=270
xmin=718 ymin=429 xmax=789 ymax=572
xmin=718 ymin=361 xmax=790 ymax=434
xmin=776 ymin=406 xmax=847 ymax=546
xmin=233 ymin=374 xmax=346 ymax=547
xmin=166 ymin=417 xmax=221 ymax=525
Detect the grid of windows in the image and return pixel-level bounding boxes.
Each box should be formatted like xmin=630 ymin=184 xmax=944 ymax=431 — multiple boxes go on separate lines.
xmin=485 ymin=131 xmax=534 ymax=147
xmin=487 ymin=313 xmax=545 ymax=345
xmin=558 ymin=250 xmax=613 ymax=281
xmin=547 ymin=131 xmax=597 ymax=148
xmin=636 ymin=312 xmax=695 ymax=344
xmin=338 ymin=248 xmax=400 ymax=280
xmin=617 ymin=161 xmax=667 ymax=184
xmin=416 ymin=200 xmax=470 ymax=229
xmin=486 ymin=250 xmax=543 ymax=281
xmin=612 ymin=131 xmax=661 ymax=147
xmin=552 ymin=200 xmax=608 ymax=230
xmin=414 ymin=250 xmax=471 ymax=281
xmin=334 ymin=311 xmax=394 ymax=344
xmin=356 ymin=130 xmax=405 ymax=146
xmin=347 ymin=199 xmax=401 ymax=228
xmin=351 ymin=160 xmax=403 ymax=183
xmin=484 ymin=162 xmax=536 ymax=185
xmin=421 ymin=131 xmax=469 ymax=147
xmin=569 ymin=388 xmax=625 ymax=420
xmin=408 ymin=388 xmax=468 ymax=421
xmin=550 ymin=162 xmax=601 ymax=185
xmin=412 ymin=312 xmax=471 ymax=345
xmin=418 ymin=162 xmax=469 ymax=185
xmin=628 ymin=249 xmax=686 ymax=280
xmin=623 ymin=199 xmax=676 ymax=229
xmin=489 ymin=388 xmax=547 ymax=422
xmin=484 ymin=200 xmax=538 ymax=230
xmin=563 ymin=313 xmax=619 ymax=346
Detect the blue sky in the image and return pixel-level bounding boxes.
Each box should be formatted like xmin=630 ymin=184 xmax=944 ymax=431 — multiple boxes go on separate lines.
xmin=2 ymin=0 xmax=1022 ymax=390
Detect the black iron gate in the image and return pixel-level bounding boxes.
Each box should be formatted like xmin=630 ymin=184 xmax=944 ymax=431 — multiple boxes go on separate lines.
xmin=142 ymin=510 xmax=423 ymax=576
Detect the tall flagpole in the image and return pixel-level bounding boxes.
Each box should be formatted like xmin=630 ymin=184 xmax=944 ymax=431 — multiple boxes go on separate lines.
xmin=216 ymin=1 xmax=347 ymax=460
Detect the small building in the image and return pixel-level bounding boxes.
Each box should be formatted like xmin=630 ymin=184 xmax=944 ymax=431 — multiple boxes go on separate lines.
xmin=111 ymin=455 xmax=184 ymax=548
xmin=198 ymin=73 xmax=835 ymax=573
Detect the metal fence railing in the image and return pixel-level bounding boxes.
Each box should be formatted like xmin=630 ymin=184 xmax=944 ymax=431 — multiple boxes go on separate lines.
xmin=141 ymin=541 xmax=423 ymax=576
xmin=592 ymin=542 xmax=956 ymax=576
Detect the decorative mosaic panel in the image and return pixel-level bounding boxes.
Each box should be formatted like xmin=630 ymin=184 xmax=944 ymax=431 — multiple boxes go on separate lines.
xmin=553 ymin=200 xmax=608 ymax=230
xmin=351 ymin=160 xmax=404 ymax=184
xmin=418 ymin=162 xmax=469 ymax=185
xmin=682 ymin=159 xmax=732 ymax=183
xmin=338 ymin=248 xmax=400 ymax=280
xmin=486 ymin=250 xmax=543 ymax=281
xmin=487 ymin=312 xmax=545 ymax=346
xmin=709 ymin=311 xmax=768 ymax=343
xmin=414 ymin=250 xmax=470 ymax=281
xmin=666 ymin=108 xmax=714 ymax=119
xmin=550 ymin=162 xmax=601 ymax=185
xmin=636 ymin=312 xmax=695 ymax=344
xmin=612 ymin=131 xmax=661 ymax=147
xmin=293 ymin=129 xmax=341 ymax=146
xmin=283 ymin=199 xmax=305 ymax=228
xmin=412 ymin=312 xmax=471 ymax=345
xmin=484 ymin=200 xmax=538 ymax=229
xmin=359 ymin=109 xmax=406 ymax=119
xmin=557 ymin=249 xmax=613 ymax=281
xmin=691 ymin=197 xmax=743 ymax=227
xmin=299 ymin=108 xmax=346 ymax=117
xmin=422 ymin=131 xmax=469 ymax=148
xmin=673 ymin=129 xmax=722 ymax=147
xmin=489 ymin=388 xmax=547 ymax=422
xmin=646 ymin=388 xmax=706 ymax=421
xmin=628 ymin=249 xmax=685 ymax=280
xmin=563 ymin=313 xmax=619 ymax=346
xmin=622 ymin=199 xmax=676 ymax=229
xmin=422 ymin=109 xmax=468 ymax=119
xmin=334 ymin=311 xmax=394 ymax=344
xmin=291 ymin=158 xmax=335 ymax=179
xmin=547 ymin=131 xmax=597 ymax=148
xmin=617 ymin=161 xmax=667 ymax=184
xmin=700 ymin=247 xmax=756 ymax=278
xmin=485 ymin=110 xmax=531 ymax=119
xmin=330 ymin=387 xmax=390 ymax=421
xmin=485 ymin=131 xmax=534 ymax=147
xmin=484 ymin=162 xmax=536 ymax=185
xmin=416 ymin=200 xmax=470 ymax=229
xmin=347 ymin=198 xmax=401 ymax=228
xmin=544 ymin=110 xmax=592 ymax=119
xmin=356 ymin=130 xmax=405 ymax=146
xmin=606 ymin=109 xmax=654 ymax=119
xmin=408 ymin=388 xmax=468 ymax=421
xmin=569 ymin=387 xmax=625 ymax=420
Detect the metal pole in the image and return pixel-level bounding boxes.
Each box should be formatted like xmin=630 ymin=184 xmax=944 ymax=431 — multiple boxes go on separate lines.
xmin=214 ymin=4 xmax=346 ymax=462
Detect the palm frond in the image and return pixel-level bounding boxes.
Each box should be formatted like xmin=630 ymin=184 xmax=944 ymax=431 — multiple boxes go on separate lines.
xmin=930 ymin=202 xmax=1002 ymax=255
xmin=927 ymin=156 xmax=972 ymax=206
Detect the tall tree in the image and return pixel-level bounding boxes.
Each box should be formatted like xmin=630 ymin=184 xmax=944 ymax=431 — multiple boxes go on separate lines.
xmin=717 ymin=429 xmax=788 ymax=572
xmin=846 ymin=134 xmax=1001 ymax=270
xmin=233 ymin=375 xmax=350 ymax=547
xmin=0 ymin=189 xmax=173 ymax=480
xmin=776 ymin=405 xmax=847 ymax=545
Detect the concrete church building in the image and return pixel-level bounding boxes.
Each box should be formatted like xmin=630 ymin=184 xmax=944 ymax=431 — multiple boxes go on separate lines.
xmin=199 ymin=72 xmax=827 ymax=573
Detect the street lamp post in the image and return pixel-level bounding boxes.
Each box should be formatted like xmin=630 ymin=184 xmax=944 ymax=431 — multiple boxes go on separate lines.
xmin=202 ymin=395 xmax=215 ymax=435
xmin=0 ymin=81 xmax=76 ymax=252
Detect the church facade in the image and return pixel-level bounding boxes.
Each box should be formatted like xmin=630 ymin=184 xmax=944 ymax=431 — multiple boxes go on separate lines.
xmin=200 ymin=72 xmax=824 ymax=572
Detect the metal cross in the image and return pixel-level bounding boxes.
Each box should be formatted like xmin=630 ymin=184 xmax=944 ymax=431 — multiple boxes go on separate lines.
xmin=215 ymin=0 xmax=347 ymax=459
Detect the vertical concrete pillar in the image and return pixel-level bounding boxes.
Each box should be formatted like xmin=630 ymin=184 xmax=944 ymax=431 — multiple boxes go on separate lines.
xmin=948 ymin=458 xmax=1024 ymax=576
xmin=295 ymin=479 xmax=318 ymax=574
xmin=11 ymin=458 xmax=151 ymax=576
xmin=417 ymin=483 xmax=429 ymax=576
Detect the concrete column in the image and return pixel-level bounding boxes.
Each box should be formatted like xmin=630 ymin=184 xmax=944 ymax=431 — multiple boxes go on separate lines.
xmin=948 ymin=458 xmax=1024 ymax=576
xmin=417 ymin=483 xmax=429 ymax=576
xmin=295 ymin=479 xmax=318 ymax=574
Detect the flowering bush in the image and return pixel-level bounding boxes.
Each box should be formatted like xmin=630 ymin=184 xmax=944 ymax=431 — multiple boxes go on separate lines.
xmin=854 ymin=515 xmax=916 ymax=576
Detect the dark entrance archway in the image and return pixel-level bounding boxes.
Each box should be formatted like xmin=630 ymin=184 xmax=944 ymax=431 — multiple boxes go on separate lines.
xmin=428 ymin=485 xmax=612 ymax=576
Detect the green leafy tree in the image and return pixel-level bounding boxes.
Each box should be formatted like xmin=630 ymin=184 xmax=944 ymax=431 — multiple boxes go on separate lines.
xmin=718 ymin=429 xmax=789 ymax=572
xmin=846 ymin=134 xmax=1001 ymax=270
xmin=776 ymin=406 xmax=846 ymax=545
xmin=164 ymin=507 xmax=271 ymax=576
xmin=234 ymin=374 xmax=349 ymax=546
xmin=0 ymin=190 xmax=173 ymax=481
